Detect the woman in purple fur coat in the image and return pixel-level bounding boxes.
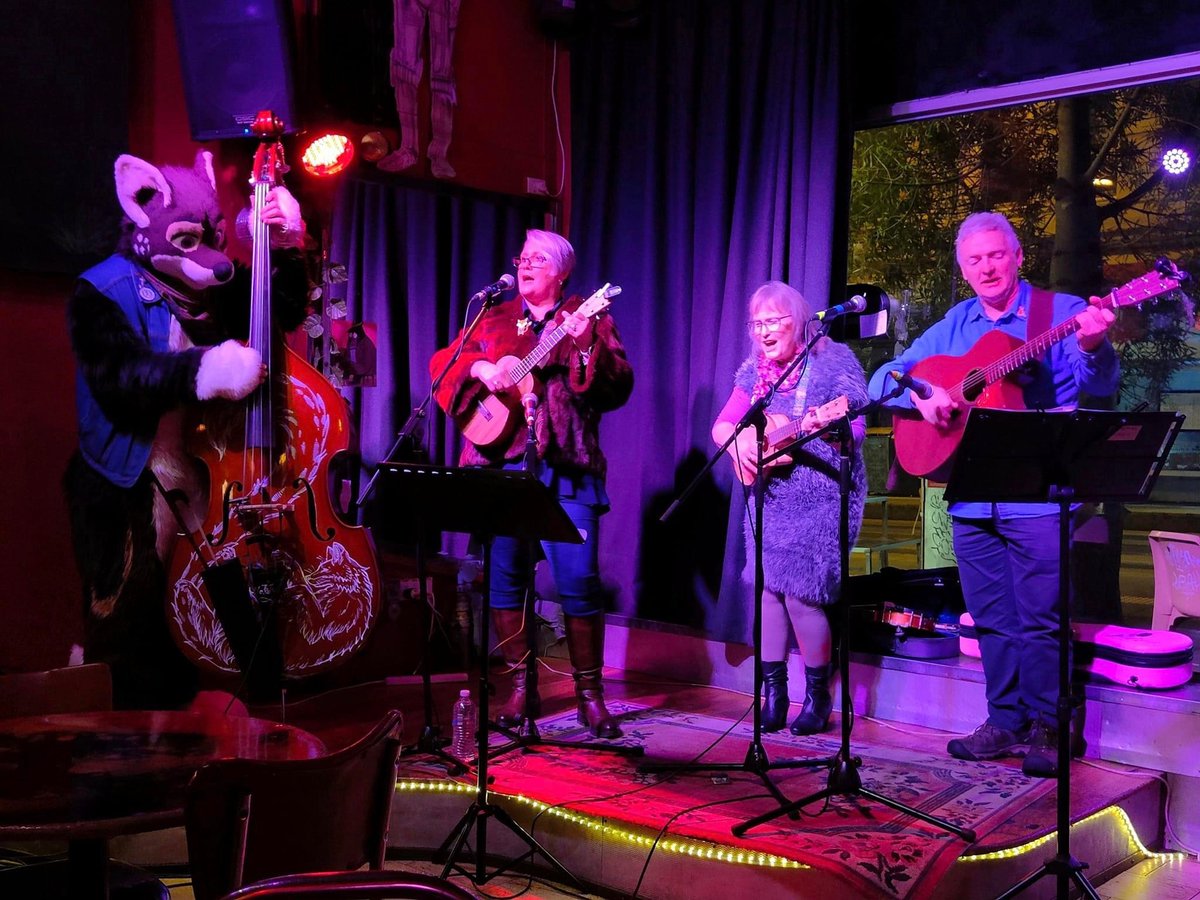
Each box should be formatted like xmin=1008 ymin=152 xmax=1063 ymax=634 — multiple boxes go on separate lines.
xmin=712 ymin=282 xmax=868 ymax=734
xmin=431 ymin=230 xmax=634 ymax=738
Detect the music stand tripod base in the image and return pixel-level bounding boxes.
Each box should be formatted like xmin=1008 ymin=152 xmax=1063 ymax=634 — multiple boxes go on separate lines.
xmin=374 ymin=463 xmax=595 ymax=888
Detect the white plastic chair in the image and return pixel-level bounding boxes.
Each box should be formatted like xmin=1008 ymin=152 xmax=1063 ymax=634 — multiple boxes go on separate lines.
xmin=1148 ymin=531 xmax=1200 ymax=630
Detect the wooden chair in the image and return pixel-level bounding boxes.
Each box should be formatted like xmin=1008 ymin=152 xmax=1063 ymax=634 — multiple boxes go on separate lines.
xmin=185 ymin=710 xmax=404 ymax=900
xmin=218 ymin=870 xmax=476 ymax=899
xmin=0 ymin=662 xmax=112 ymax=718
xmin=1148 ymin=531 xmax=1200 ymax=630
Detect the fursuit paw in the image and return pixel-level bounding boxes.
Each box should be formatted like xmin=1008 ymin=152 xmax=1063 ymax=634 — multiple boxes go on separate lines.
xmin=195 ymin=340 xmax=264 ymax=401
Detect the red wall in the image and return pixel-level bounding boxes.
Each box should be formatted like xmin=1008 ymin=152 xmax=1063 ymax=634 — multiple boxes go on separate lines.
xmin=0 ymin=0 xmax=568 ymax=673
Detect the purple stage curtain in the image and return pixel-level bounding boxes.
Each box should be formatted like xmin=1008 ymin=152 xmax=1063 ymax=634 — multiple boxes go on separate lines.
xmin=331 ymin=0 xmax=846 ymax=648
xmin=328 ymin=177 xmax=542 ymax=474
xmin=568 ymin=1 xmax=846 ymax=643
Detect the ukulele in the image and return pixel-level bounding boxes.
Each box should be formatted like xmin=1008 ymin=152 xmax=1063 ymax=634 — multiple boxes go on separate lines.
xmin=892 ymin=260 xmax=1185 ymax=481
xmin=734 ymin=394 xmax=850 ymax=485
xmin=453 ymin=283 xmax=621 ymax=448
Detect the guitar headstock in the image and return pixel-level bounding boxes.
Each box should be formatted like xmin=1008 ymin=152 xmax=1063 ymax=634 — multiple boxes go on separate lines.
xmin=577 ymin=283 xmax=622 ymax=319
xmin=1111 ymin=260 xmax=1185 ymax=309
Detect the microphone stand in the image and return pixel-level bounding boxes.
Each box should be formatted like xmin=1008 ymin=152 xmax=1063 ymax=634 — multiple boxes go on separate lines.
xmin=730 ymin=368 xmax=975 ymax=841
xmin=358 ymin=292 xmax=499 ymax=773
xmin=488 ymin=395 xmax=641 ymax=759
xmin=637 ymin=321 xmax=833 ymax=806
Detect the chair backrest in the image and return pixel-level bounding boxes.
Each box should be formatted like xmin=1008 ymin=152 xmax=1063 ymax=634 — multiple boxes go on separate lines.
xmin=219 ymin=870 xmax=476 ymax=900
xmin=185 ymin=709 xmax=404 ymax=900
xmin=0 ymin=662 xmax=112 ymax=718
xmin=1149 ymin=531 xmax=1200 ymax=629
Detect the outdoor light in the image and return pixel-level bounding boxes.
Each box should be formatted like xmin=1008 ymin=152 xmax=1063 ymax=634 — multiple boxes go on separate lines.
xmin=1161 ymin=147 xmax=1191 ymax=176
xmin=301 ymin=132 xmax=355 ymax=178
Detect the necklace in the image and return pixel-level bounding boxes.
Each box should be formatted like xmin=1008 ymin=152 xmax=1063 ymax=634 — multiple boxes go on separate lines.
xmin=516 ymin=296 xmax=567 ymax=337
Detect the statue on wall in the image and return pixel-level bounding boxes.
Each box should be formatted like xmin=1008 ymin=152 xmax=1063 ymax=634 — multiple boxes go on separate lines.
xmin=379 ymin=0 xmax=461 ymax=179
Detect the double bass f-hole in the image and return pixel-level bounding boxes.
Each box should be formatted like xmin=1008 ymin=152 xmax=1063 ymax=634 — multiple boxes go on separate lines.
xmin=209 ymin=478 xmax=333 ymax=546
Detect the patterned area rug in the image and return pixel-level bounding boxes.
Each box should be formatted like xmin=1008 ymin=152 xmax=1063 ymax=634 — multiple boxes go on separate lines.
xmin=485 ymin=703 xmax=1055 ymax=900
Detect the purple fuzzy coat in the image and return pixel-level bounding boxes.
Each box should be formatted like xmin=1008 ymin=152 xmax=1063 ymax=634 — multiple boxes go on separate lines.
xmin=730 ymin=339 xmax=869 ymax=604
xmin=432 ymin=295 xmax=633 ymax=474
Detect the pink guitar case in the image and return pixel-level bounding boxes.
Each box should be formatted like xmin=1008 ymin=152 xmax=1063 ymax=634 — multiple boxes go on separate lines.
xmin=1073 ymin=622 xmax=1193 ymax=690
xmin=959 ymin=615 xmax=1193 ymax=690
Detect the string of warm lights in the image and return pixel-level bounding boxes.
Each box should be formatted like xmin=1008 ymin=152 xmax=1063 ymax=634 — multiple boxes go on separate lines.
xmin=396 ymin=783 xmax=1184 ymax=873
xmin=393 ymin=779 xmax=805 ymax=869
xmin=959 ymin=804 xmax=1186 ymax=863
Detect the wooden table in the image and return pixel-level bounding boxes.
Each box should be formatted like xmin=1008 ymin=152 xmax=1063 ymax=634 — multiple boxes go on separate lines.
xmin=0 ymin=710 xmax=325 ymax=898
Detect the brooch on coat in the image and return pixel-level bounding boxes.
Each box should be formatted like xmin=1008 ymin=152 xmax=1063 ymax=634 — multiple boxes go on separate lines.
xmin=516 ymin=315 xmax=533 ymax=336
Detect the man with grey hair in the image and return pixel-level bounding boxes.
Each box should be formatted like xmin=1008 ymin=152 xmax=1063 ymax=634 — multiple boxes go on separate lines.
xmin=867 ymin=211 xmax=1117 ymax=777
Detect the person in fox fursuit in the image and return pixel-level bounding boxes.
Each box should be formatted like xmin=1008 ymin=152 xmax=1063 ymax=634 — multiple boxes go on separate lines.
xmin=64 ymin=151 xmax=308 ymax=709
xmin=867 ymin=211 xmax=1117 ymax=777
xmin=712 ymin=281 xmax=869 ymax=737
xmin=430 ymin=229 xmax=633 ymax=739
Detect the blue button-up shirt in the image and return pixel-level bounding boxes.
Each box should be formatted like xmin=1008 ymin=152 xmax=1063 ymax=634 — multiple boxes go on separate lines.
xmin=867 ymin=281 xmax=1119 ymax=519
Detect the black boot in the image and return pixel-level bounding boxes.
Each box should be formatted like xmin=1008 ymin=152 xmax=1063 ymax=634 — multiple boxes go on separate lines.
xmin=760 ymin=661 xmax=789 ymax=732
xmin=789 ymin=664 xmax=832 ymax=735
xmin=492 ymin=609 xmax=540 ymax=729
xmin=565 ymin=614 xmax=621 ymax=739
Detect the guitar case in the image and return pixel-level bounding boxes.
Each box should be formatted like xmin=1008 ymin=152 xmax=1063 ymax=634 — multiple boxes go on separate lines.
xmin=847 ymin=566 xmax=964 ymax=659
xmin=959 ymin=614 xmax=1194 ymax=690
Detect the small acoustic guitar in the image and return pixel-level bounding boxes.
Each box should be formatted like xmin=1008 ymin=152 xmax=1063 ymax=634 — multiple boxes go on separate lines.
xmin=734 ymin=394 xmax=849 ymax=485
xmin=892 ymin=259 xmax=1185 ymax=481
xmin=455 ymin=283 xmax=621 ymax=449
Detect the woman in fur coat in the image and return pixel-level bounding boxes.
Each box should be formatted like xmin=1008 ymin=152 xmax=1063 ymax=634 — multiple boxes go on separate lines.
xmin=712 ymin=281 xmax=868 ymax=735
xmin=431 ymin=229 xmax=634 ymax=738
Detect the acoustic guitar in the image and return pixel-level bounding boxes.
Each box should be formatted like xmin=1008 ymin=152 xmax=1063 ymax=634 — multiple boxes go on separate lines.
xmin=454 ymin=283 xmax=621 ymax=448
xmin=734 ymin=394 xmax=849 ymax=485
xmin=892 ymin=260 xmax=1185 ymax=481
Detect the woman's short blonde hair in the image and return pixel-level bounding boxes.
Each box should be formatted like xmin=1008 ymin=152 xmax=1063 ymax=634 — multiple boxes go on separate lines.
xmin=525 ymin=229 xmax=576 ymax=282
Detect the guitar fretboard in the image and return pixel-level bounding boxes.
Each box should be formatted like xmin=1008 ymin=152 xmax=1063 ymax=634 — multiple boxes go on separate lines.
xmin=956 ymin=271 xmax=1177 ymax=399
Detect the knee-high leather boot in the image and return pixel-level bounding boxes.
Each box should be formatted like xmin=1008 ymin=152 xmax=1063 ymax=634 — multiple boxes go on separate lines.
xmin=564 ymin=614 xmax=621 ymax=739
xmin=493 ymin=608 xmax=539 ymax=728
xmin=789 ymin=663 xmax=833 ymax=735
xmin=760 ymin=661 xmax=790 ymax=732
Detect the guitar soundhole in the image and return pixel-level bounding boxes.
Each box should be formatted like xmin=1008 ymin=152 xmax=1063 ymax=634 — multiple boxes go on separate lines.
xmin=962 ymin=371 xmax=985 ymax=403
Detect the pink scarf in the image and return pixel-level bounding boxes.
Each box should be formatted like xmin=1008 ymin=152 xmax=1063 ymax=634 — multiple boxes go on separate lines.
xmin=751 ymin=353 xmax=804 ymax=402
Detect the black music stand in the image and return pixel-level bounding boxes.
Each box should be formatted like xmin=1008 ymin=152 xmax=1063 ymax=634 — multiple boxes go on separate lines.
xmin=374 ymin=462 xmax=586 ymax=888
xmin=943 ymin=408 xmax=1182 ymax=900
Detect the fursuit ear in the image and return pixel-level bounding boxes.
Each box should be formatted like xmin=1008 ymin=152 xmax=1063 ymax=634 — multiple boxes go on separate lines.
xmin=114 ymin=154 xmax=172 ymax=228
xmin=193 ymin=149 xmax=217 ymax=191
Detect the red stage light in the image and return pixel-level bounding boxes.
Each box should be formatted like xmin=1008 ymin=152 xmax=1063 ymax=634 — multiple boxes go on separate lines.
xmin=301 ymin=133 xmax=355 ymax=177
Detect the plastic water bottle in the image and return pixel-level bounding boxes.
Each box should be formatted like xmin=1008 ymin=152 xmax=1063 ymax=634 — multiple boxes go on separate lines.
xmin=450 ymin=689 xmax=476 ymax=761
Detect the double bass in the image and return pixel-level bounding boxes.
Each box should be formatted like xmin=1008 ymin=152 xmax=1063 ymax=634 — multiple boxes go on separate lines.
xmin=165 ymin=112 xmax=380 ymax=681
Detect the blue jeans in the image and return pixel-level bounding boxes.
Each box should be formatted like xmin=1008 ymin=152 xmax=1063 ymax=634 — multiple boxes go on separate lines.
xmin=953 ymin=512 xmax=1067 ymax=732
xmin=490 ymin=500 xmax=603 ymax=618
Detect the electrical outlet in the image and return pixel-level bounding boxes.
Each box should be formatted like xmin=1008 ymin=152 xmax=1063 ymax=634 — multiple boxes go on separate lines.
xmin=526 ymin=177 xmax=549 ymax=196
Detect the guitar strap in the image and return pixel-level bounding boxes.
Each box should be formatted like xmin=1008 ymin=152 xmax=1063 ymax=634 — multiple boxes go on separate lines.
xmin=1026 ymin=285 xmax=1055 ymax=342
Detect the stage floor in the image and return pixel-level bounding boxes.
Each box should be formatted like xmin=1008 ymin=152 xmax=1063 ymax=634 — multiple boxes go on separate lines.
xmin=267 ymin=664 xmax=1178 ymax=900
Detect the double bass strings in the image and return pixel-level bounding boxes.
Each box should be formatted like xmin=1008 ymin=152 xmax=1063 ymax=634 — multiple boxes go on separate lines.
xmin=247 ymin=178 xmax=275 ymax=499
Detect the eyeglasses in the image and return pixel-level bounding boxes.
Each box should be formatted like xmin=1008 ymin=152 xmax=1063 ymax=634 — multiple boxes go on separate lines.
xmin=513 ymin=253 xmax=550 ymax=270
xmin=746 ymin=315 xmax=793 ymax=336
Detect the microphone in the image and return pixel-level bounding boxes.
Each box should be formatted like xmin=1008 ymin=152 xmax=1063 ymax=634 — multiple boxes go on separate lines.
xmin=470 ymin=273 xmax=516 ymax=305
xmin=889 ymin=369 xmax=935 ymax=401
xmin=521 ymin=392 xmax=538 ymax=427
xmin=813 ymin=295 xmax=868 ymax=322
